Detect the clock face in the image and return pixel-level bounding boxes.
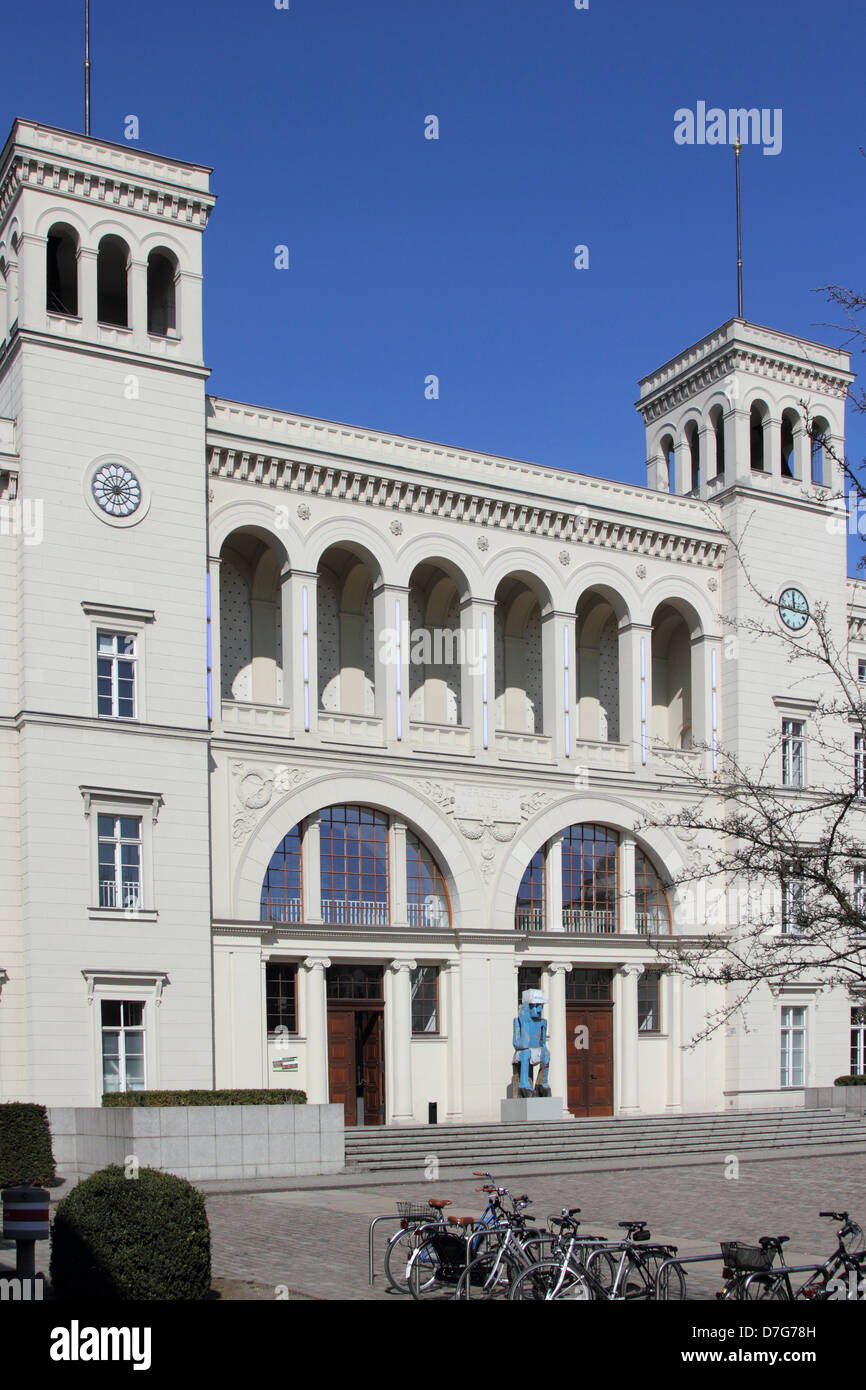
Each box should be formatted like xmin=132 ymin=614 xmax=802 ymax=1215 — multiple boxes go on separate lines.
xmin=779 ymin=588 xmax=809 ymax=631
xmin=91 ymin=463 xmax=142 ymax=518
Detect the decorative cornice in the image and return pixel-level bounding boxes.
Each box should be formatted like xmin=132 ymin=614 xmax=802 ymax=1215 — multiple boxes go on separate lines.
xmin=207 ymin=445 xmax=727 ymax=569
xmin=0 ymin=126 xmax=215 ymax=229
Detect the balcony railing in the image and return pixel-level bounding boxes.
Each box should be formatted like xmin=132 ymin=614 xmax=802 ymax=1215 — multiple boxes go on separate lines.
xmin=221 ymin=700 xmax=292 ymax=735
xmin=99 ymin=880 xmax=141 ymax=910
xmin=516 ymin=908 xmax=545 ymax=933
xmin=321 ymin=899 xmax=389 ymax=926
xmin=260 ymin=897 xmax=303 ymax=923
xmin=407 ymin=898 xmax=451 ymax=928
xmin=562 ymin=908 xmax=617 ymax=935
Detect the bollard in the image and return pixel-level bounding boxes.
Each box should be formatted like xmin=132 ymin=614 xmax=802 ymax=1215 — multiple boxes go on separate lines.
xmin=2 ymin=1183 xmax=51 ymax=1280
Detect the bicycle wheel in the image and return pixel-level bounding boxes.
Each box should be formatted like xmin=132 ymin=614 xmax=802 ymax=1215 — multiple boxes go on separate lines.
xmin=385 ymin=1226 xmax=429 ymax=1294
xmin=582 ymin=1247 xmax=617 ymax=1294
xmin=741 ymin=1274 xmax=787 ymax=1301
xmin=654 ymin=1259 xmax=688 ymax=1301
xmin=509 ymin=1259 xmax=593 ymax=1301
xmin=407 ymin=1235 xmax=464 ymax=1301
xmin=455 ymin=1250 xmax=521 ymax=1301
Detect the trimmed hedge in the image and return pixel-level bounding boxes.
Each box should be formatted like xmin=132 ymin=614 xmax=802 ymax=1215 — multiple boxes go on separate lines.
xmin=834 ymin=1075 xmax=866 ymax=1086
xmin=50 ymin=1166 xmax=211 ymax=1301
xmin=0 ymin=1102 xmax=56 ymax=1188
xmin=102 ymin=1088 xmax=306 ymax=1107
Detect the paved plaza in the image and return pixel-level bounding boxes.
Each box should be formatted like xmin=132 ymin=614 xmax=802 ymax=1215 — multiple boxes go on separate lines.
xmin=205 ymin=1149 xmax=866 ymax=1300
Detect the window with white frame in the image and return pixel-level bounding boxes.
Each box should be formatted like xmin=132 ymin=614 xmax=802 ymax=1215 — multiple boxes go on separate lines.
xmin=855 ymin=867 xmax=866 ymax=921
xmin=411 ymin=966 xmax=439 ymax=1035
xmin=98 ymin=814 xmax=142 ymax=909
xmin=781 ymin=719 xmax=805 ymax=787
xmin=101 ymin=1000 xmax=146 ymax=1093
xmin=780 ymin=1006 xmax=806 ymax=1087
xmin=97 ymin=631 xmax=137 ymax=718
xmin=855 ymin=733 xmax=866 ymax=799
xmin=781 ymin=864 xmax=807 ymax=934
xmin=637 ymin=970 xmax=662 ymax=1032
xmin=859 ymin=659 xmax=866 ymax=683
xmin=852 ymin=1006 xmax=866 ymax=1076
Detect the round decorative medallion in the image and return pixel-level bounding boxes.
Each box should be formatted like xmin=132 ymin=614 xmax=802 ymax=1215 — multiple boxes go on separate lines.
xmin=390 ymin=519 xmax=403 ymax=536
xmin=297 ymin=503 xmax=311 ymax=521
xmin=477 ymin=535 xmax=489 ymax=551
xmin=635 ymin=564 xmax=647 ymax=580
xmin=559 ymin=549 xmax=571 ymax=567
xmin=91 ymin=462 xmax=142 ymax=518
xmin=708 ymin=577 xmax=718 ymax=592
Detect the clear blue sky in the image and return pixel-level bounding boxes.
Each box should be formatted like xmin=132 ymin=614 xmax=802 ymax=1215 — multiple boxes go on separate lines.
xmin=6 ymin=0 xmax=866 ymax=566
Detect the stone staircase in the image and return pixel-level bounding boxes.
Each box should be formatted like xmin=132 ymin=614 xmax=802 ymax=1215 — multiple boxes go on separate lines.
xmin=344 ymin=1108 xmax=866 ymax=1173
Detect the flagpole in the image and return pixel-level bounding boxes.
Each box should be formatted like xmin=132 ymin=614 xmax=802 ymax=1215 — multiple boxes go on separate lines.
xmin=84 ymin=0 xmax=91 ymax=135
xmin=735 ymin=136 xmax=743 ymax=318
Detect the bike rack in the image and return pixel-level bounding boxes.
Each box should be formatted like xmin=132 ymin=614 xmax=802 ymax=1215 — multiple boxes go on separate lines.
xmin=368 ymin=1214 xmax=403 ymax=1287
xmin=653 ymin=1251 xmax=727 ymax=1299
xmin=742 ymin=1262 xmax=823 ymax=1297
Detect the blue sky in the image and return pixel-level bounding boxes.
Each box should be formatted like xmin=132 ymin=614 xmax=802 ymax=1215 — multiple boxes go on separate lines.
xmin=6 ymin=0 xmax=866 ymax=566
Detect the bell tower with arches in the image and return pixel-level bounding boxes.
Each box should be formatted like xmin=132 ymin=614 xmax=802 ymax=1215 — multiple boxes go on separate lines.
xmin=637 ymin=317 xmax=854 ymax=776
xmin=0 ymin=119 xmax=217 ymax=1103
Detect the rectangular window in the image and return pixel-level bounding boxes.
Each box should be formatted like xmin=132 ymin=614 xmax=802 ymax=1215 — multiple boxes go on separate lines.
xmin=852 ymin=1006 xmax=866 ymax=1076
xmin=565 ymin=969 xmax=613 ymax=1003
xmin=855 ymin=734 xmax=866 ymax=800
xmin=638 ymin=970 xmax=662 ymax=1032
xmin=855 ymin=867 xmax=866 ymax=920
xmin=101 ymin=1000 xmax=146 ymax=1093
xmin=266 ymin=963 xmax=298 ymax=1035
xmin=781 ymin=719 xmax=805 ymax=787
xmin=97 ymin=631 xmax=137 ymax=718
xmin=411 ymin=967 xmax=439 ymax=1035
xmin=97 ymin=814 xmax=142 ymax=909
xmin=780 ymin=1006 xmax=806 ymax=1087
xmin=859 ymin=660 xmax=866 ymax=683
xmin=781 ymin=865 xmax=806 ymax=935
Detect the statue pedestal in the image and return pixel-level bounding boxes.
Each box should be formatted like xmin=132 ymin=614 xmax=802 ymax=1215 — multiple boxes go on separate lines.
xmin=500 ymin=1096 xmax=565 ymax=1123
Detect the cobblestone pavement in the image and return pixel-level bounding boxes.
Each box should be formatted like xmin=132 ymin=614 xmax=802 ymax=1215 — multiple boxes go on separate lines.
xmin=205 ymin=1151 xmax=866 ymax=1301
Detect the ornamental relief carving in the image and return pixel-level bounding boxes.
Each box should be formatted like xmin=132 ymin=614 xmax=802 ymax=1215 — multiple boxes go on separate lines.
xmin=419 ymin=781 xmax=551 ymax=881
xmin=230 ymin=761 xmax=309 ymax=844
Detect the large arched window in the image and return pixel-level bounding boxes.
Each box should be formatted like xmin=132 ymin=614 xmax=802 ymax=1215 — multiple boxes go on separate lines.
xmin=320 ymin=805 xmax=389 ymax=926
xmin=635 ymin=848 xmax=671 ymax=934
xmin=562 ymin=825 xmax=619 ymax=934
xmin=260 ymin=806 xmax=452 ymax=928
xmin=515 ymin=847 xmax=545 ymax=931
xmin=407 ymin=830 xmax=451 ymax=927
xmin=514 ymin=826 xmax=671 ymax=935
xmin=260 ymin=824 xmax=302 ymax=922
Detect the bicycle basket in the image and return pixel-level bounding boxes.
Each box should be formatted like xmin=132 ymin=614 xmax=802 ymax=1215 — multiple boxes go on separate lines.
xmin=396 ymin=1203 xmax=435 ymax=1223
xmin=720 ymin=1241 xmax=773 ymax=1272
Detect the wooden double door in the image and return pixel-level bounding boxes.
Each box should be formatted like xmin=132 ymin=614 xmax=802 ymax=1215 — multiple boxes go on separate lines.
xmin=327 ymin=1005 xmax=385 ymax=1127
xmin=566 ymin=1002 xmax=614 ymax=1117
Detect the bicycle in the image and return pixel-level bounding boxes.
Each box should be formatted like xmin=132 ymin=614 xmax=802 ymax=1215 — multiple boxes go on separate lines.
xmin=510 ymin=1218 xmax=686 ymax=1301
xmin=716 ymin=1235 xmax=791 ymax=1300
xmin=454 ymin=1190 xmax=549 ymax=1300
xmin=796 ymin=1211 xmax=866 ymax=1301
xmin=408 ymin=1183 xmax=542 ymax=1301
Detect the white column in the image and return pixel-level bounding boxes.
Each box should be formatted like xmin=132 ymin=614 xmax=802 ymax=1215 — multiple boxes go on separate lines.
xmin=389 ymin=818 xmax=408 ymax=927
xmin=301 ymin=813 xmax=322 ymax=924
xmin=543 ymin=611 xmax=575 ymax=760
xmin=281 ymin=569 xmax=318 ymax=732
xmin=619 ymin=833 xmax=637 ymax=935
xmin=301 ymin=956 xmax=331 ymax=1104
xmin=666 ymin=971 xmax=684 ymax=1112
xmin=129 ymin=258 xmax=147 ymax=349
xmin=765 ymin=415 xmax=781 ymax=478
xmin=690 ymin=632 xmax=716 ymax=769
xmin=389 ymin=958 xmax=417 ymax=1123
xmin=546 ymin=833 xmax=564 ymax=933
xmin=672 ymin=438 xmax=689 ymax=495
xmin=731 ymin=405 xmax=751 ymax=483
xmin=373 ymin=583 xmax=411 ymax=744
xmin=616 ymin=963 xmax=642 ymax=1115
xmin=546 ymin=962 xmax=571 ymax=1118
xmin=620 ymin=623 xmax=652 ymax=767
xmin=208 ymin=554 xmax=221 ymax=726
xmin=78 ymin=247 xmax=97 ymax=337
xmin=460 ymin=596 xmax=496 ymax=759
xmin=444 ymin=960 xmax=464 ymax=1121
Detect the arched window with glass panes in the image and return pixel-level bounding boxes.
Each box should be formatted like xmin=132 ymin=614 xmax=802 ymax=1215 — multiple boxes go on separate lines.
xmin=514 ymin=824 xmax=671 ymax=934
xmin=260 ymin=805 xmax=451 ymax=928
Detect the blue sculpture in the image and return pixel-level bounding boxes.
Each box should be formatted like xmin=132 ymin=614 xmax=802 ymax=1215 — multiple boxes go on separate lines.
xmin=512 ymin=989 xmax=551 ymax=1098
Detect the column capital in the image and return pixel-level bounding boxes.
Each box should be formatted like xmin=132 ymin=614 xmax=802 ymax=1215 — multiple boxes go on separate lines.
xmin=460 ymin=593 xmax=496 ymax=613
xmin=389 ymin=958 xmax=418 ymax=974
xmin=372 ymin=580 xmax=411 ymax=600
xmin=302 ymin=955 xmax=331 ymax=973
xmin=282 ymin=567 xmax=318 ymax=584
xmin=616 ymin=962 xmax=644 ymax=979
xmin=546 ymin=962 xmax=572 ymax=977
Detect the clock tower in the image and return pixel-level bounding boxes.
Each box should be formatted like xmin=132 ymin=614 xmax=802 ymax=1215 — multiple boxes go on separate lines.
xmin=637 ymin=316 xmax=854 ymax=778
xmin=0 ymin=120 xmax=217 ymax=1103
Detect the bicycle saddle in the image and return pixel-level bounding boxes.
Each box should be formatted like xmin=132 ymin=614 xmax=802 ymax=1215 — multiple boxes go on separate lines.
xmin=619 ymin=1221 xmax=650 ymax=1240
xmin=759 ymin=1234 xmax=789 ymax=1246
xmin=428 ymin=1199 xmax=451 ymax=1209
xmin=448 ymin=1216 xmax=476 ymax=1227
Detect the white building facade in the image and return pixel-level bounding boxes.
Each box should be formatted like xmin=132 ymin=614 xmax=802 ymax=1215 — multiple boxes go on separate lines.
xmin=0 ymin=119 xmax=863 ymax=1124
